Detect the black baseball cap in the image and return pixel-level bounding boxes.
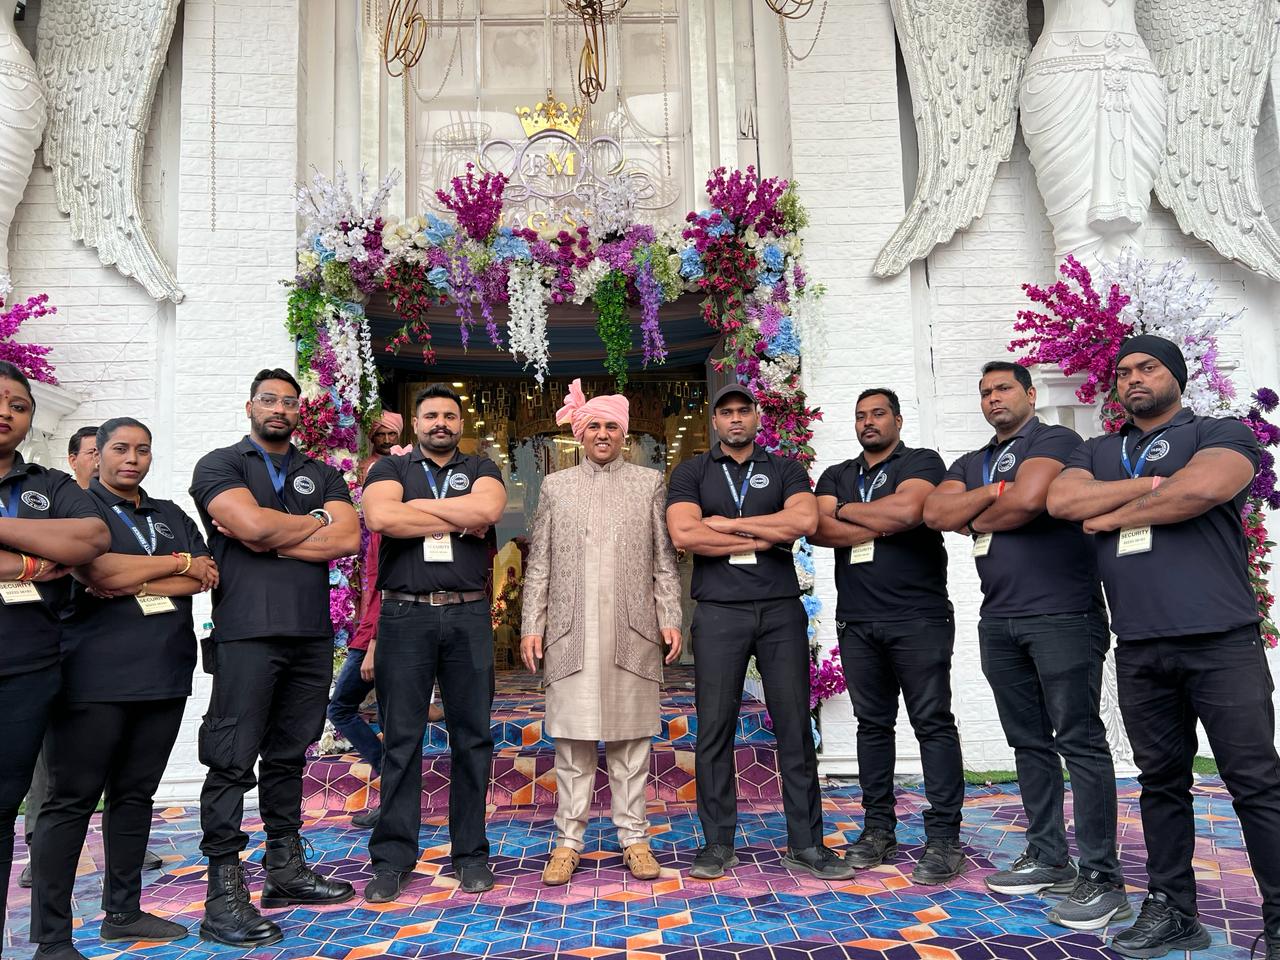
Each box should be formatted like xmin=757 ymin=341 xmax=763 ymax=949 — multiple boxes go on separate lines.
xmin=711 ymin=383 xmax=756 ymax=409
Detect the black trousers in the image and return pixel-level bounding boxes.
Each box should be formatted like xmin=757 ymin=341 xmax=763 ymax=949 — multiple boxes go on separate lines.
xmin=838 ymin=617 xmax=964 ymax=840
xmin=24 ymin=749 xmax=49 ymax=846
xmin=692 ymin=598 xmax=823 ymax=851
xmin=198 ymin=638 xmax=332 ymax=860
xmin=30 ymin=698 xmax=186 ymax=945
xmin=978 ymin=609 xmax=1121 ymax=881
xmin=0 ymin=663 xmax=60 ymax=944
xmin=1116 ymin=625 xmax=1280 ymax=928
xmin=369 ymin=599 xmax=494 ymax=872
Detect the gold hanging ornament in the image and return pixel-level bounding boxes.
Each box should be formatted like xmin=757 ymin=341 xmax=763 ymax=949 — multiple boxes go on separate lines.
xmin=383 ymin=0 xmax=430 ymax=78
xmin=561 ymin=0 xmax=628 ymax=104
xmin=763 ymin=0 xmax=813 ymax=17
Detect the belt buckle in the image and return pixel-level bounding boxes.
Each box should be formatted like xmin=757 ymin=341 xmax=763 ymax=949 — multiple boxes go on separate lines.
xmin=428 ymin=591 xmax=450 ymax=606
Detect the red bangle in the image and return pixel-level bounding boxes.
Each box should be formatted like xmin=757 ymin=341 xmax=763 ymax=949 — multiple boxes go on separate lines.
xmin=18 ymin=553 xmax=37 ymax=581
xmin=996 ymin=480 xmax=1006 ymax=497
xmin=1151 ymin=475 xmax=1162 ymax=490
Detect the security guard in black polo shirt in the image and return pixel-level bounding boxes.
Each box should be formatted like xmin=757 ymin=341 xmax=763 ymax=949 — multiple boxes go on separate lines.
xmin=811 ymin=387 xmax=965 ymax=884
xmin=361 ymin=383 xmax=507 ymax=901
xmin=925 ymin=361 xmax=1123 ymax=932
xmin=0 ymin=361 xmax=109 ymax=945
xmin=1049 ymin=335 xmax=1280 ymax=960
xmin=666 ymin=383 xmax=853 ymax=882
xmin=190 ymin=368 xmax=361 ymax=948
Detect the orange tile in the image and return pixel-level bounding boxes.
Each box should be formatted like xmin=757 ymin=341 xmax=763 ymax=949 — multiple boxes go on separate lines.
xmin=914 ymin=906 xmax=948 ymax=923
xmin=511 ymin=783 xmax=534 ymax=804
xmin=847 ymin=938 xmax=904 ymax=950
xmin=522 ymin=722 xmax=543 ymax=746
xmin=345 ymin=941 xmax=396 ymax=960
xmin=658 ymin=910 xmax=691 ymax=930
xmin=675 ymin=782 xmax=697 ymax=802
xmin=914 ymin=945 xmax=960 ymax=960
xmin=881 ymin=875 xmax=912 ymax=890
xmin=396 ymin=921 xmax=437 ymax=937
xmin=603 ymin=890 xmax=647 ymax=903
xmin=565 ymin=949 xmax=614 ymax=958
xmin=836 ymin=883 xmax=884 ymax=896
xmin=900 ymin=924 xmax=935 ymax=942
xmin=626 ymin=931 xmax=663 ymax=949
xmin=651 ymin=879 xmax=683 ymax=895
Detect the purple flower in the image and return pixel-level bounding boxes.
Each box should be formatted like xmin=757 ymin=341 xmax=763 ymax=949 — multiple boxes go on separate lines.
xmin=1256 ymin=388 xmax=1280 ymax=413
xmin=637 ymin=259 xmax=666 ymax=366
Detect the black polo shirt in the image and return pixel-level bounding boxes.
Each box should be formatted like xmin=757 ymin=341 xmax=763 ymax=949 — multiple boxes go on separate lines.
xmin=815 ymin=444 xmax=951 ymax=622
xmin=1064 ymin=408 xmax=1260 ymax=641
xmin=365 ymin=447 xmax=504 ymax=594
xmin=666 ymin=443 xmax=812 ymax=603
xmin=60 ymin=480 xmax=209 ymax=701
xmin=0 ymin=455 xmax=100 ymax=676
xmin=946 ymin=416 xmax=1098 ymax=618
xmin=190 ymin=437 xmax=352 ymax=642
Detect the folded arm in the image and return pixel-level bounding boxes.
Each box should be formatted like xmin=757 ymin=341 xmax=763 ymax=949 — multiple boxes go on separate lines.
xmin=0 ymin=517 xmax=110 ymax=566
xmin=809 ymin=495 xmax=877 ymax=547
xmin=709 ymin=492 xmax=819 ymax=543
xmin=834 ymin=479 xmax=934 ymax=534
xmin=78 ymin=552 xmax=192 ymax=591
xmin=362 ymin=480 xmax=459 ymax=537
xmin=206 ymin=488 xmax=323 ymax=550
xmin=923 ymin=480 xmax=996 ymax=532
xmin=277 ymin=500 xmax=361 ymax=561
xmin=1047 ymin=468 xmax=1155 ymax=521
xmin=666 ymin=502 xmax=772 ymax=556
xmin=404 ymin=476 xmax=507 ymax=528
xmin=970 ymin=458 xmax=1064 ymax=533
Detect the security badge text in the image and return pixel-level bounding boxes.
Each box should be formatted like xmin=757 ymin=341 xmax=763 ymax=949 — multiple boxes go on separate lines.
xmin=972 ymin=533 xmax=993 ymax=558
xmin=0 ymin=581 xmax=41 ymax=604
xmin=423 ymin=532 xmax=454 ymax=562
xmin=728 ymin=551 xmax=757 ymax=565
xmin=1117 ymin=526 xmax=1153 ymax=556
xmin=136 ymin=595 xmax=177 ymax=615
xmin=849 ymin=541 xmax=875 ymax=564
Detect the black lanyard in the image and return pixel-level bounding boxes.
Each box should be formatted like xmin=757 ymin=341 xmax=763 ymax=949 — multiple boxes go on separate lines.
xmin=722 ymin=462 xmax=755 ymax=518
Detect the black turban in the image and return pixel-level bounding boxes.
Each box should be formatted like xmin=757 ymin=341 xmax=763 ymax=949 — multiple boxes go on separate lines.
xmin=1116 ymin=334 xmax=1188 ymax=390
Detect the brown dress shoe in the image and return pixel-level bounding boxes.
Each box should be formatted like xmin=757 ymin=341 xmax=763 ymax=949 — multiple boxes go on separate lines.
xmin=541 ymin=846 xmax=580 ymax=886
xmin=623 ymin=842 xmax=661 ymax=880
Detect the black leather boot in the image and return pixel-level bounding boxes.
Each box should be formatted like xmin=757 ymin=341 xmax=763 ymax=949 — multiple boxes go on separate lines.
xmin=199 ymin=863 xmax=283 ymax=947
xmin=261 ymin=834 xmax=355 ymax=908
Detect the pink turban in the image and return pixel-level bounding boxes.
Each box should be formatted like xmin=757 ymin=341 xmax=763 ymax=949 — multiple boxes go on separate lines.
xmin=555 ymin=378 xmax=629 ymax=442
xmin=371 ymin=410 xmax=403 ymax=437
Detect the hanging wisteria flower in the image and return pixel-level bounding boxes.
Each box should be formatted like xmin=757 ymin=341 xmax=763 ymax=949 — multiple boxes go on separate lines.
xmin=637 ymin=257 xmax=667 ymax=366
xmin=506 ymin=262 xmax=551 ymax=383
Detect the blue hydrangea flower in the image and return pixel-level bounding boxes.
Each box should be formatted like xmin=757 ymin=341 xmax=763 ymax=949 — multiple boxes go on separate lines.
xmin=706 ymin=215 xmax=736 ymax=238
xmin=757 ymin=268 xmax=784 ymax=287
xmin=762 ymin=243 xmax=785 ymax=272
xmin=312 ymin=236 xmax=335 ymax=264
xmin=679 ymin=247 xmax=704 ymax=280
xmin=422 ymin=213 xmax=455 ymax=247
xmin=427 ymin=266 xmax=450 ymax=289
xmin=802 ymin=594 xmax=823 ymax=619
xmin=768 ymin=316 xmax=802 ymax=356
xmin=492 ymin=227 xmax=532 ymax=262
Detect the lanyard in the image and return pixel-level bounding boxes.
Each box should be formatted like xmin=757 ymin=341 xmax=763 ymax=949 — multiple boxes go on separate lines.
xmin=248 ymin=439 xmax=292 ymax=508
xmin=1121 ymin=429 xmax=1169 ymax=479
xmin=856 ymin=465 xmax=885 ymax=503
xmin=721 ymin=462 xmax=755 ymax=518
xmin=0 ymin=480 xmax=22 ymax=519
xmin=422 ymin=462 xmax=454 ymax=500
xmin=982 ymin=440 xmax=1018 ymax=484
xmin=111 ymin=505 xmax=158 ymax=555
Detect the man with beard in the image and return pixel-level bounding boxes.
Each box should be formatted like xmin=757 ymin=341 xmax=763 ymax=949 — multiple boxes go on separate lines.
xmin=360 ymin=411 xmax=403 ymax=482
xmin=190 ymin=368 xmax=362 ymax=948
xmin=1048 ymin=336 xmax=1280 ymax=960
xmin=361 ymin=384 xmax=507 ymax=900
xmin=810 ymin=388 xmax=965 ymax=883
xmin=666 ymin=384 xmax=852 ymax=882
xmin=924 ymin=361 xmax=1123 ymax=931
xmin=520 ymin=380 xmax=683 ymax=885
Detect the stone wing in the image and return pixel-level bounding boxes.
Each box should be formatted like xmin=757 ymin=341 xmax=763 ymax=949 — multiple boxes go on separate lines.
xmin=873 ymin=0 xmax=1029 ymax=278
xmin=1137 ymin=0 xmax=1280 ymax=281
xmin=36 ymin=0 xmax=184 ymax=302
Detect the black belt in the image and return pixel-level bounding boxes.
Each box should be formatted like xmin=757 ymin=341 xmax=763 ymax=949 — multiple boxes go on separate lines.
xmin=382 ymin=589 xmax=485 ymax=606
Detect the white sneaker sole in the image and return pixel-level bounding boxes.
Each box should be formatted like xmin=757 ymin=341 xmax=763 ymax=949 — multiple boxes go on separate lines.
xmin=1048 ymin=902 xmax=1134 ymax=931
xmin=985 ymin=878 xmax=1076 ymax=896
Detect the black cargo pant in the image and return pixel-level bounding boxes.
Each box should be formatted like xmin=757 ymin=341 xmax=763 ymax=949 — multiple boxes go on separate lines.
xmin=198 ymin=637 xmax=332 ymax=862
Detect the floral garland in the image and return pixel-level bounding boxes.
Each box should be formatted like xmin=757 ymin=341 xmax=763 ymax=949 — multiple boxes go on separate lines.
xmin=288 ymin=165 xmax=827 ymax=654
xmin=1011 ymin=253 xmax=1280 ymax=647
xmin=0 ymin=292 xmax=58 ymax=385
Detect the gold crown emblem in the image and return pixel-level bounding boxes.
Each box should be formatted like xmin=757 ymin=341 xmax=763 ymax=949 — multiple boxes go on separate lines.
xmin=517 ymin=90 xmax=584 ymax=139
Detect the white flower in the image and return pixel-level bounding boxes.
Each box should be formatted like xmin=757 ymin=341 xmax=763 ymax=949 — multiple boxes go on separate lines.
xmin=507 ymin=263 xmax=551 ymax=383
xmin=570 ymin=258 xmax=610 ymax=305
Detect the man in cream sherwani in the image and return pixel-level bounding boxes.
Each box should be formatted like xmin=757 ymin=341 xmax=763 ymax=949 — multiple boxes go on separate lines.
xmin=521 ymin=379 xmax=683 ymax=885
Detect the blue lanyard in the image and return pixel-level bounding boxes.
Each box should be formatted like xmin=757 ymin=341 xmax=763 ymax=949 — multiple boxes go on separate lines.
xmin=0 ymin=480 xmax=22 ymax=519
xmin=248 ymin=439 xmax=292 ymax=508
xmin=1121 ymin=429 xmax=1169 ymax=479
xmin=110 ymin=505 xmax=158 ymax=555
xmin=982 ymin=440 xmax=1018 ymax=484
xmin=721 ymin=462 xmax=755 ymax=517
xmin=856 ymin=465 xmax=885 ymax=503
xmin=422 ymin=462 xmax=454 ymax=500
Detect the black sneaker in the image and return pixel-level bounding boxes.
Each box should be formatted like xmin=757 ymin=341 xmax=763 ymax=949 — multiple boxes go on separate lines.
xmin=142 ymin=849 xmax=165 ymax=871
xmin=100 ymin=911 xmax=189 ymax=943
xmin=351 ymin=807 xmax=380 ymax=829
xmin=364 ymin=870 xmax=409 ymax=903
xmin=844 ymin=829 xmax=898 ymax=868
xmin=1250 ymin=929 xmax=1280 ymax=960
xmin=19 ymin=863 xmax=32 ymax=888
xmin=689 ymin=843 xmax=739 ymax=880
xmin=457 ymin=861 xmax=495 ymax=893
xmin=911 ymin=839 xmax=967 ymax=885
xmin=985 ymin=852 xmax=1077 ymax=895
xmin=781 ymin=845 xmax=856 ymax=880
xmin=33 ymin=943 xmax=85 ymax=960
xmin=1047 ymin=873 xmax=1134 ymax=931
xmin=1110 ymin=892 xmax=1211 ymax=959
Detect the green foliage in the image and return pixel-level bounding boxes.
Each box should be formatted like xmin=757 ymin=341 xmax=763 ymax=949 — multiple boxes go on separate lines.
xmin=594 ymin=270 xmax=632 ymax=390
xmin=779 ymin=182 xmax=809 ymax=233
xmin=321 ymin=260 xmax=359 ymax=302
xmin=286 ymin=286 xmax=326 ymax=369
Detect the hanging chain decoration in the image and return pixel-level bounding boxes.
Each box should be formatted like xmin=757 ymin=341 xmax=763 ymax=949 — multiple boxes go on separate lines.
xmin=777 ymin=0 xmax=829 ymax=64
xmin=764 ymin=0 xmax=812 ymax=17
xmin=561 ymin=0 xmax=628 ymax=104
xmin=659 ymin=0 xmax=671 ymax=176
xmin=383 ymin=0 xmax=430 ymax=78
xmin=210 ymin=0 xmax=217 ymax=231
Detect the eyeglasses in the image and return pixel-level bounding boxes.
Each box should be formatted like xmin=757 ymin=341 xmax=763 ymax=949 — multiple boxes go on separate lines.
xmin=252 ymin=393 xmax=300 ymax=410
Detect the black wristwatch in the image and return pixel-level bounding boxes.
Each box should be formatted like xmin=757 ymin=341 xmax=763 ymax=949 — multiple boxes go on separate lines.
xmin=834 ymin=500 xmax=851 ymax=520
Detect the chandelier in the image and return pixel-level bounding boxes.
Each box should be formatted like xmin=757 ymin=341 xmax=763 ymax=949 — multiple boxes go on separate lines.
xmin=561 ymin=0 xmax=629 ymax=104
xmin=763 ymin=0 xmax=813 ymax=16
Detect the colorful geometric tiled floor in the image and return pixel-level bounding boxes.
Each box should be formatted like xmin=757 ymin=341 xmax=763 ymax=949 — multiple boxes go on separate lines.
xmin=3 ymin=668 xmax=1267 ymax=958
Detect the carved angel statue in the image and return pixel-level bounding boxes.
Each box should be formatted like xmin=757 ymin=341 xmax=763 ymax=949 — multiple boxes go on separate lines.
xmin=875 ymin=0 xmax=1280 ymax=282
xmin=35 ymin=0 xmax=184 ymax=302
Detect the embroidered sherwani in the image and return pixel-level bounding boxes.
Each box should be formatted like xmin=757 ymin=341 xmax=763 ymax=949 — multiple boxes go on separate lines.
xmin=521 ymin=457 xmax=682 ymax=849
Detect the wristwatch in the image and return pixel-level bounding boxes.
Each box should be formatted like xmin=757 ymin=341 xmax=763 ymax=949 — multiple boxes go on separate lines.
xmin=834 ymin=500 xmax=852 ymax=520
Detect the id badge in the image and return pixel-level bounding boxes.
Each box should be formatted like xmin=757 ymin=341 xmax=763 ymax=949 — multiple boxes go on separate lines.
xmin=423 ymin=533 xmax=454 ymax=562
xmin=849 ymin=541 xmax=875 ymax=564
xmin=136 ymin=595 xmax=177 ymax=616
xmin=1117 ymin=526 xmax=1153 ymax=557
xmin=0 ymin=581 xmax=41 ymax=604
xmin=971 ymin=533 xmax=993 ymax=558
xmin=728 ymin=551 xmax=757 ymax=565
